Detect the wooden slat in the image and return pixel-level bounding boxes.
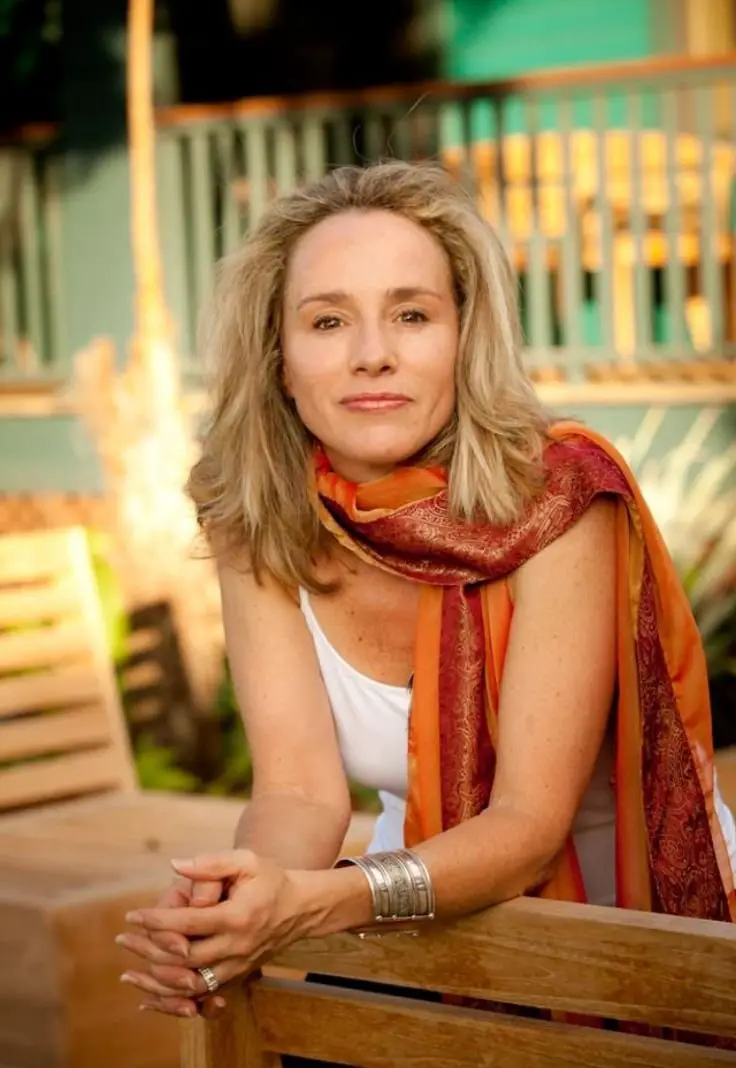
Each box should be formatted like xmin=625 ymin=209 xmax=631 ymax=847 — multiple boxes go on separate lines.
xmin=0 ymin=707 xmax=110 ymax=762
xmin=0 ymin=529 xmax=77 ymax=585
xmin=270 ymin=897 xmax=736 ymax=1037
xmin=156 ymin=52 xmax=736 ymax=128
xmin=63 ymin=525 xmax=137 ymax=789
xmin=0 ymin=579 xmax=77 ymax=628
xmin=0 ymin=620 xmax=88 ymax=673
xmin=182 ymin=986 xmax=282 ymax=1068
xmin=252 ymin=979 xmax=735 ymax=1068
xmin=121 ymin=659 xmax=165 ymax=692
xmin=0 ymin=839 xmax=167 ymax=899
xmin=0 ymin=665 xmax=101 ymax=718
xmin=0 ymin=748 xmax=125 ymax=809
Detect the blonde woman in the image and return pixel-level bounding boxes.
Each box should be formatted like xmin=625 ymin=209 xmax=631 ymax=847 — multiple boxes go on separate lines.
xmin=117 ymin=162 xmax=736 ymax=1056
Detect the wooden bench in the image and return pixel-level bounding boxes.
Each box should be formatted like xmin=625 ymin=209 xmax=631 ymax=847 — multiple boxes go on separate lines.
xmin=182 ymin=895 xmax=736 ymax=1067
xmin=0 ymin=527 xmax=374 ymax=1068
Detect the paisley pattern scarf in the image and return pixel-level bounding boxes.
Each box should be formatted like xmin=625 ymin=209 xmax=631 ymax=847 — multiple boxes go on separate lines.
xmin=313 ymin=421 xmax=735 ymax=923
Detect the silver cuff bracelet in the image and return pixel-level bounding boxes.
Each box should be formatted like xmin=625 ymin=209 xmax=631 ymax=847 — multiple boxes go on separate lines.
xmin=336 ymin=848 xmax=436 ymax=934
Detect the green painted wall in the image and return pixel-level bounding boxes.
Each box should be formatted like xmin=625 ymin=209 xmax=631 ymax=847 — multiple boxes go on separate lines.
xmin=444 ymin=0 xmax=655 ymax=80
xmin=439 ymin=0 xmax=663 ymax=145
xmin=60 ymin=1 xmax=134 ymax=366
xmin=0 ymin=417 xmax=103 ymax=493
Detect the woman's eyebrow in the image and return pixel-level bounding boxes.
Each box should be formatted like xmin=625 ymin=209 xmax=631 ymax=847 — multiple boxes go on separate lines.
xmin=296 ymin=290 xmax=349 ymax=310
xmin=296 ymin=286 xmax=443 ymax=310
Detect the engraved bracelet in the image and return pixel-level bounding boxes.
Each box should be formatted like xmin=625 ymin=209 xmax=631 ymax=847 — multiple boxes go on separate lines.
xmin=335 ymin=849 xmax=436 ymax=931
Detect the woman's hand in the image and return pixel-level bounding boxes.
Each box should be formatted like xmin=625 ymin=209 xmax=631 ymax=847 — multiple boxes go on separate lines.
xmin=117 ymin=851 xmax=319 ymax=1012
xmin=117 ymin=872 xmax=225 ymax=1019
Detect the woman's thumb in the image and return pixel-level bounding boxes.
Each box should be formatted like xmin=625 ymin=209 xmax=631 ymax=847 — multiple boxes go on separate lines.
xmin=170 ymin=850 xmax=257 ymax=881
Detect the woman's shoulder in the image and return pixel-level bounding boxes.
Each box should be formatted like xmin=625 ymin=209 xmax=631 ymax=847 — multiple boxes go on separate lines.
xmin=510 ymin=495 xmax=617 ymax=606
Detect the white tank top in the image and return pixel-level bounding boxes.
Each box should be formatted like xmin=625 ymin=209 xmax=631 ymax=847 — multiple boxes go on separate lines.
xmin=299 ymin=590 xmax=736 ymax=907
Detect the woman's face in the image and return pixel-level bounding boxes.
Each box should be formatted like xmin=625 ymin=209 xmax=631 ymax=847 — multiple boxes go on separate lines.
xmin=281 ymin=209 xmax=460 ymax=483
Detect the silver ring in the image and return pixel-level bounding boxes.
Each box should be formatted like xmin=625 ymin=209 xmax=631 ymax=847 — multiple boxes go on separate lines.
xmin=197 ymin=966 xmax=220 ymax=994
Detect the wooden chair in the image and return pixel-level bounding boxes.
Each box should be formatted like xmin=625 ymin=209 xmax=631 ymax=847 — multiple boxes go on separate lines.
xmin=0 ymin=527 xmax=374 ymax=1068
xmin=182 ymin=895 xmax=736 ymax=1067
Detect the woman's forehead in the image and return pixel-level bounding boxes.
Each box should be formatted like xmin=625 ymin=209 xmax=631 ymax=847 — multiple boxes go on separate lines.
xmin=284 ymin=210 xmax=453 ymax=300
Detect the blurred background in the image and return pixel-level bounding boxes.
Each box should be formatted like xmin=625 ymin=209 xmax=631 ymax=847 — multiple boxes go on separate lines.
xmin=0 ymin=0 xmax=734 ymax=814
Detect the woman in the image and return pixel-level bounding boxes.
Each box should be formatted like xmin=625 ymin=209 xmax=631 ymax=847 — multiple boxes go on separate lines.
xmin=117 ymin=162 xmax=736 ymax=1042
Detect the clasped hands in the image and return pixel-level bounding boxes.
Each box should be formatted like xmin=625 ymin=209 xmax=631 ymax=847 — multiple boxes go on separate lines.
xmin=116 ymin=851 xmax=305 ymax=1019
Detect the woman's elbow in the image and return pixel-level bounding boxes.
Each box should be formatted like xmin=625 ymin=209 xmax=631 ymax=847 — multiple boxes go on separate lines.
xmin=524 ymin=815 xmax=575 ymax=892
xmin=492 ymin=802 xmax=573 ymax=896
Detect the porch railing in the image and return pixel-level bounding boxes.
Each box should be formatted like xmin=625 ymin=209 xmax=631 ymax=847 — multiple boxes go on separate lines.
xmin=0 ymin=126 xmax=64 ymax=383
xmin=156 ymin=53 xmax=736 ymax=384
xmin=1 ymin=55 xmax=735 ymax=389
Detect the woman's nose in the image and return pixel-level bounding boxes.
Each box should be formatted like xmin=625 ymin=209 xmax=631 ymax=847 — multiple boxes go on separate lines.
xmin=348 ymin=323 xmax=397 ymax=375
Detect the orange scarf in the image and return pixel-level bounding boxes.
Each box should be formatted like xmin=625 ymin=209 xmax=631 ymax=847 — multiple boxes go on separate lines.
xmin=314 ymin=421 xmax=735 ymax=922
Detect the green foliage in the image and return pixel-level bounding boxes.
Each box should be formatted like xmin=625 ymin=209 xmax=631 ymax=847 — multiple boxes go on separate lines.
xmin=84 ymin=530 xmax=204 ymax=793
xmin=134 ymin=732 xmax=201 ymax=793
xmin=86 ymin=530 xmax=129 ymax=668
xmin=614 ymin=408 xmax=736 ymax=749
xmin=206 ymin=664 xmax=253 ymax=796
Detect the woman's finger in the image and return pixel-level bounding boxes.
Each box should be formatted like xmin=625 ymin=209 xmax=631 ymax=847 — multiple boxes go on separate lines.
xmin=187 ymin=956 xmax=254 ymax=995
xmin=123 ymin=954 xmax=253 ymax=999
xmin=184 ymin=933 xmax=245 ymax=969
xmin=199 ymin=995 xmax=228 ymax=1020
xmin=139 ymin=996 xmax=200 ymax=1019
xmin=121 ymin=970 xmax=194 ymax=999
xmin=157 ymin=877 xmax=193 ymax=907
xmin=149 ymin=929 xmax=190 ymax=957
xmin=125 ymin=903 xmax=228 ymax=937
xmin=171 ymin=851 xmax=258 ymax=882
xmin=139 ymin=994 xmax=227 ymax=1019
xmin=115 ymin=931 xmax=187 ymax=966
xmin=146 ymin=878 xmax=193 ymax=957
xmin=190 ymin=878 xmax=225 ymax=908
xmin=148 ymin=963 xmax=203 ymax=993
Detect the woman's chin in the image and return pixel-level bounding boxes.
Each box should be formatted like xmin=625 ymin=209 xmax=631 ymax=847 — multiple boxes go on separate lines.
xmin=326 ymin=441 xmax=426 ymax=482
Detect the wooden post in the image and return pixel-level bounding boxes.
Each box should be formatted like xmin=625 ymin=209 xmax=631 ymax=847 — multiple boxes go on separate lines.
xmin=181 ymin=982 xmax=282 ymax=1068
xmin=72 ymin=0 xmax=224 ymax=757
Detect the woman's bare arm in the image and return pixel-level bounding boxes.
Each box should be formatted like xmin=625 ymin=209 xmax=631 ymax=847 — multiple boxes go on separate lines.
xmin=219 ymin=561 xmax=352 ymax=869
xmin=121 ymin=498 xmax=620 ymax=1012
xmin=306 ymin=497 xmax=618 ymax=928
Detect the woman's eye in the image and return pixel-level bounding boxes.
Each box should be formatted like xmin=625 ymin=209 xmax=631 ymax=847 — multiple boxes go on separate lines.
xmin=313 ymin=315 xmax=342 ymax=331
xmin=397 ymin=308 xmax=428 ymax=324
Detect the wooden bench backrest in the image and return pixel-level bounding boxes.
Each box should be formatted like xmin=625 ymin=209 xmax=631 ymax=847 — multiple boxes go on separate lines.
xmin=183 ymin=896 xmax=736 ymax=1068
xmin=0 ymin=527 xmax=136 ymax=811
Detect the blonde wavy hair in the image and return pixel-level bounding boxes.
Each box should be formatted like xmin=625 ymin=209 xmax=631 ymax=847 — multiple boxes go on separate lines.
xmin=187 ymin=160 xmax=550 ymax=590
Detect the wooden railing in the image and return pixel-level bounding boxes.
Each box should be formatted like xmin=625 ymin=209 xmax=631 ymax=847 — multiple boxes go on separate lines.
xmin=0 ymin=125 xmax=64 ymax=383
xmin=157 ymin=53 xmax=736 ymax=386
xmin=1 ymin=55 xmax=736 ymax=391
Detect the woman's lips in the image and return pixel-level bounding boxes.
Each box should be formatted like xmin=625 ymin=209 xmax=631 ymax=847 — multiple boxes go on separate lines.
xmin=340 ymin=393 xmax=412 ymax=412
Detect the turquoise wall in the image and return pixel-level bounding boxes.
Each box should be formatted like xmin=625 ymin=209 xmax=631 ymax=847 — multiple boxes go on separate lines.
xmin=440 ymin=0 xmax=661 ymax=144
xmin=445 ymin=0 xmax=655 ymax=80
xmin=0 ymin=417 xmax=103 ymax=493
xmin=61 ymin=3 xmax=134 ymax=367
